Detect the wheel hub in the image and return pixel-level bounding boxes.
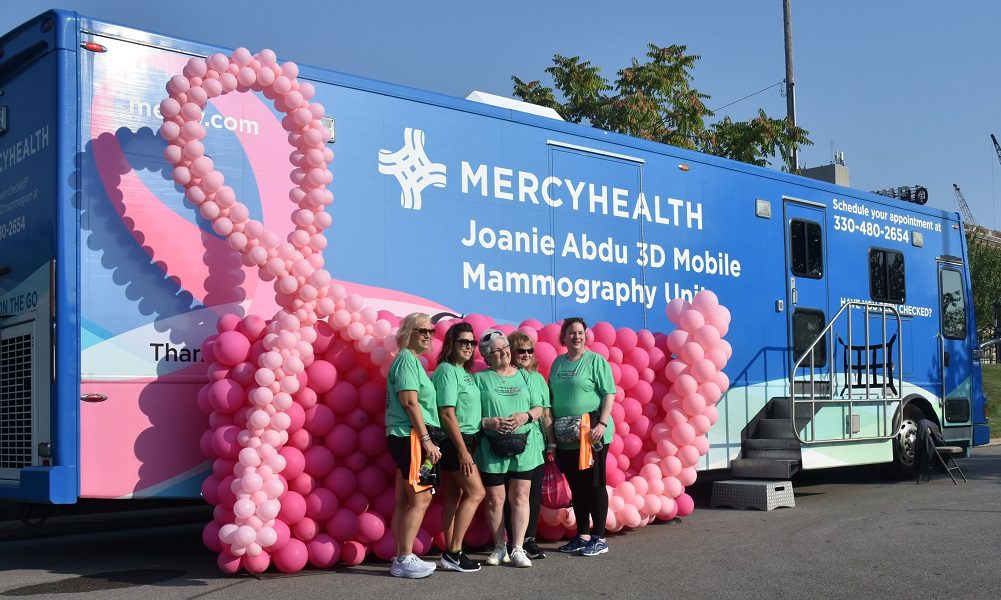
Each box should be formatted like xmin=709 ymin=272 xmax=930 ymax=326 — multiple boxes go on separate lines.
xmin=896 ymin=418 xmax=918 ymax=466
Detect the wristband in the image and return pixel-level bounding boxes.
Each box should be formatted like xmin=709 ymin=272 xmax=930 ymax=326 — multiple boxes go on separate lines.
xmin=420 ymin=434 xmax=431 ymax=442
xmin=546 ymin=443 xmax=557 ymax=448
xmin=526 ymin=412 xmax=534 ymax=424
xmin=598 ymin=421 xmax=608 ymax=427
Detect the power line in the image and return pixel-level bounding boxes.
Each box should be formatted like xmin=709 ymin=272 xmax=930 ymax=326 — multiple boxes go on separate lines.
xmin=711 ymin=80 xmax=785 ymax=113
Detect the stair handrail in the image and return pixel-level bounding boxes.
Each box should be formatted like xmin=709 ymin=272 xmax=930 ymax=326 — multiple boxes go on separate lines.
xmin=789 ymin=301 xmax=903 ymax=445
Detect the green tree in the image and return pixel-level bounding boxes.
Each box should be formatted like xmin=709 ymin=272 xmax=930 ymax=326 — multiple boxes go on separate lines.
xmin=512 ymin=44 xmax=811 ymax=171
xmin=967 ymin=229 xmax=1001 ymax=337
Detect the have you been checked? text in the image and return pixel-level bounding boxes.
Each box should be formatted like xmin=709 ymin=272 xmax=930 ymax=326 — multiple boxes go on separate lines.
xmin=460 ymin=218 xmax=742 ymax=309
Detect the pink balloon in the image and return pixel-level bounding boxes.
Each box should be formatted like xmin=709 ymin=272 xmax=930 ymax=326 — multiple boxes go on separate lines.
xmin=679 ymin=309 xmax=705 ymax=333
xmin=293 ymin=517 xmax=319 ymax=542
xmin=324 ymin=467 xmax=357 ymax=500
xmin=677 ymin=444 xmax=701 ymax=467
xmin=324 ymin=424 xmax=358 ymax=458
xmin=664 ymin=359 xmax=688 ymax=383
xmin=214 ymin=330 xmax=251 ymax=366
xmin=676 ymin=493 xmax=695 ymax=517
xmin=307 ymin=534 xmax=341 ymax=568
xmin=692 ymin=359 xmax=718 ymax=383
xmin=691 ymin=289 xmax=720 ymax=315
xmin=278 ymin=491 xmax=307 ymax=524
xmin=217 ymin=551 xmax=242 ymax=574
xmin=340 ymin=540 xmax=367 ymax=566
xmin=356 ymin=511 xmax=386 ymax=544
xmin=304 ymin=404 xmax=335 ymax=437
xmin=709 ymin=305 xmax=731 ymax=337
xmin=672 ymin=422 xmax=697 ymax=446
xmin=208 ymin=379 xmax=246 ymax=414
xmin=325 ymin=381 xmax=358 ymax=415
xmin=673 ymin=374 xmax=698 ymax=397
xmin=305 ymin=487 xmax=339 ymax=521
xmin=304 ymin=445 xmax=336 ymax=479
xmin=326 ymin=508 xmax=359 ymax=542
xmin=279 ymin=447 xmax=306 ymax=480
xmin=680 ymin=342 xmax=705 ymax=364
xmin=210 ymin=425 xmax=241 ymax=459
xmin=305 ymin=360 xmax=337 ymax=393
xmin=242 ymin=552 xmax=271 ymax=574
xmin=274 ymin=538 xmax=309 ymax=573
xmin=682 ymin=393 xmax=707 ymax=416
xmin=665 ymin=298 xmax=689 ymax=325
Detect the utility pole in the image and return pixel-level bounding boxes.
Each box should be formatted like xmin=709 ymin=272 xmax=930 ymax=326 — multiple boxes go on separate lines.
xmin=783 ymin=0 xmax=797 ymax=172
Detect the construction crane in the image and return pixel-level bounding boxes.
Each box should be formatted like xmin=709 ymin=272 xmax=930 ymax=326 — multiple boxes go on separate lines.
xmin=953 ymin=183 xmax=976 ymax=227
xmin=992 ymin=134 xmax=1001 ymax=166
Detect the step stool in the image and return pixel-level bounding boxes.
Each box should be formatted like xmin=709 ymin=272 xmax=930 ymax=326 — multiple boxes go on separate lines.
xmin=711 ymin=479 xmax=795 ymax=511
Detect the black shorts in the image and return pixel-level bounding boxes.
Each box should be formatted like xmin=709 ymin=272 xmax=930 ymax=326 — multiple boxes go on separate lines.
xmin=481 ymin=466 xmax=538 ymax=487
xmin=439 ymin=433 xmax=478 ymax=472
xmin=386 ymin=435 xmax=416 ymax=473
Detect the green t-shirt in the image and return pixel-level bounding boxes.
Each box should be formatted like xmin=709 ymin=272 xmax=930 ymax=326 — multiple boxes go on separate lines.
xmin=432 ymin=362 xmax=482 ymax=434
xmin=549 ymin=351 xmax=616 ymax=449
xmin=525 ymin=370 xmax=551 ymax=439
xmin=474 ymin=369 xmax=545 ymax=474
xmin=385 ymin=349 xmax=439 ymax=438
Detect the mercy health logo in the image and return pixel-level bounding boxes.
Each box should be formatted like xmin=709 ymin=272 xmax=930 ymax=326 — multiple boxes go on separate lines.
xmin=378 ymin=127 xmax=705 ymax=233
xmin=378 ymin=128 xmax=447 ymax=210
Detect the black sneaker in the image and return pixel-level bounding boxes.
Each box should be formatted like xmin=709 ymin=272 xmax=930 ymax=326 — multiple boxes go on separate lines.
xmin=523 ymin=537 xmax=546 ymax=560
xmin=439 ymin=550 xmax=481 ymax=573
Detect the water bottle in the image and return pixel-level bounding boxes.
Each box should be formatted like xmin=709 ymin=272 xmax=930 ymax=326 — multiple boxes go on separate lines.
xmin=591 ymin=436 xmax=604 ymax=453
xmin=418 ymin=458 xmax=437 ymax=486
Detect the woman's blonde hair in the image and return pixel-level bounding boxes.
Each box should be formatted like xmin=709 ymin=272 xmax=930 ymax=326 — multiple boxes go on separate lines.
xmin=396 ymin=312 xmax=431 ymax=351
xmin=508 ymin=331 xmax=538 ymax=372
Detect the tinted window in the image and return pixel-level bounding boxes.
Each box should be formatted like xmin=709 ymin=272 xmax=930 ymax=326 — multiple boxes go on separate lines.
xmin=869 ymin=249 xmax=906 ymax=303
xmin=793 ymin=309 xmax=827 ymax=368
xmin=791 ymin=219 xmax=823 ymax=279
xmin=941 ymin=268 xmax=967 ymax=340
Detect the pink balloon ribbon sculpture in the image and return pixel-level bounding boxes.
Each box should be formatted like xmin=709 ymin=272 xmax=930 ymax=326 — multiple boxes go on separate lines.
xmin=163 ymin=48 xmax=731 ymax=573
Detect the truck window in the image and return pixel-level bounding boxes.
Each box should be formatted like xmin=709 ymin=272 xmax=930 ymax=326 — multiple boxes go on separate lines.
xmin=869 ymin=248 xmax=905 ymax=303
xmin=790 ymin=219 xmax=823 ymax=279
xmin=940 ymin=268 xmax=967 ymax=339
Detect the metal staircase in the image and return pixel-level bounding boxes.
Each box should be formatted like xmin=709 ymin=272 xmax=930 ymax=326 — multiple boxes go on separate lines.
xmin=731 ymin=302 xmax=903 ymax=479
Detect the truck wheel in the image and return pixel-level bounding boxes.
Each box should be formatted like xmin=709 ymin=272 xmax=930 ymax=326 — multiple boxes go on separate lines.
xmin=890 ymin=403 xmax=925 ymax=476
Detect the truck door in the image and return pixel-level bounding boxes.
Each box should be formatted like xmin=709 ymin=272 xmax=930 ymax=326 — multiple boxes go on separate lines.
xmin=784 ymin=200 xmax=830 ymax=382
xmin=937 ymin=261 xmax=973 ymax=443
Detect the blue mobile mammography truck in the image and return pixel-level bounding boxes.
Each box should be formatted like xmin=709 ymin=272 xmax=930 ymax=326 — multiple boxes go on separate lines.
xmin=0 ymin=10 xmax=989 ymax=504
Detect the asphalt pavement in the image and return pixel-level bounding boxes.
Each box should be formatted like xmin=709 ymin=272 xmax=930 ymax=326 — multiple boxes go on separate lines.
xmin=1 ymin=445 xmax=999 ymax=599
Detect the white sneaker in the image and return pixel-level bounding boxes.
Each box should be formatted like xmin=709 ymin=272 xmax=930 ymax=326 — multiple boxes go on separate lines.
xmin=510 ymin=547 xmax=532 ymax=568
xmin=485 ymin=543 xmax=510 ymax=566
xmin=390 ymin=554 xmax=435 ymax=579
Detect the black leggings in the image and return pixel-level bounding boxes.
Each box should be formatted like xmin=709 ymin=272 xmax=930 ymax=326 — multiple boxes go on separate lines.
xmin=556 ymin=447 xmax=608 ymax=538
xmin=503 ymin=462 xmax=544 ymax=541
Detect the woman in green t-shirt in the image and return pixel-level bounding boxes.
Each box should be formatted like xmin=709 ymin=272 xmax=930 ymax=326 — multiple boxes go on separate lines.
xmin=504 ymin=330 xmax=555 ymax=561
xmin=475 ymin=328 xmax=545 ymax=568
xmin=432 ymin=321 xmax=485 ymax=573
xmin=548 ymin=317 xmax=616 ymax=558
xmin=384 ymin=313 xmax=442 ymax=579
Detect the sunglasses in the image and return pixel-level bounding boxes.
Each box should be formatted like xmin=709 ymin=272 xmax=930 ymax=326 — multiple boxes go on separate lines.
xmin=515 ymin=348 xmax=534 ymax=356
xmin=455 ymin=339 xmax=475 ymax=348
xmin=415 ymin=328 xmax=434 ymax=336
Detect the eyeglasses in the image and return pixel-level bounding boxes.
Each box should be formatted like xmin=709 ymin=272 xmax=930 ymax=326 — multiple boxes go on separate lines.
xmin=456 ymin=339 xmax=475 ymax=348
xmin=515 ymin=348 xmax=534 ymax=356
xmin=489 ymin=344 xmax=510 ymax=356
xmin=415 ymin=328 xmax=434 ymax=337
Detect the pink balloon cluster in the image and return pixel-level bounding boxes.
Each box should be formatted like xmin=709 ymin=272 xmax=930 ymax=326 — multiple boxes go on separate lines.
xmin=162 ymin=48 xmax=400 ymax=573
xmin=164 ymin=49 xmax=732 ymax=573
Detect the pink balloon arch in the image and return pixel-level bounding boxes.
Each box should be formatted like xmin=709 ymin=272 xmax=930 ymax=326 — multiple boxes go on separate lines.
xmin=163 ymin=48 xmax=732 ymax=574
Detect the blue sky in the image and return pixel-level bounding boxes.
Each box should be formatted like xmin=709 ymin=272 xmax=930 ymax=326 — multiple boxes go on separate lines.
xmin=4 ymin=1 xmax=1001 ymax=226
